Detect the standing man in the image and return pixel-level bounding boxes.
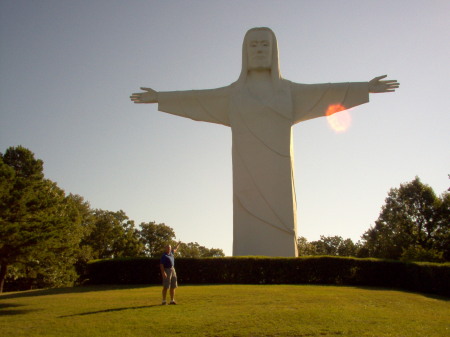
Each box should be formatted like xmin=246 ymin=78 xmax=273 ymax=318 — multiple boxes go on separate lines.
xmin=160 ymin=242 xmax=181 ymax=305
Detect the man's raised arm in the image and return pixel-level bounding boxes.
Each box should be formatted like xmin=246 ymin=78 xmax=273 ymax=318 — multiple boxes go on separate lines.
xmin=173 ymin=241 xmax=181 ymax=254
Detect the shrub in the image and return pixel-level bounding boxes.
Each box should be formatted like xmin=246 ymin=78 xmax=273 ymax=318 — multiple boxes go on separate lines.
xmin=86 ymin=256 xmax=450 ymax=296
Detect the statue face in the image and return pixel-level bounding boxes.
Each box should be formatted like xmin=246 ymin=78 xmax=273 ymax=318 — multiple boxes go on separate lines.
xmin=246 ymin=30 xmax=272 ymax=71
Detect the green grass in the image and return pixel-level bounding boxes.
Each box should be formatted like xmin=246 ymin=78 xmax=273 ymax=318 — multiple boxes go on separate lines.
xmin=1 ymin=284 xmax=449 ymax=337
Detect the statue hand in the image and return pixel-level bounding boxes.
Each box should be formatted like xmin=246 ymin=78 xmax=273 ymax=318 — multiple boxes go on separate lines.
xmin=369 ymin=75 xmax=400 ymax=93
xmin=130 ymin=87 xmax=158 ymax=103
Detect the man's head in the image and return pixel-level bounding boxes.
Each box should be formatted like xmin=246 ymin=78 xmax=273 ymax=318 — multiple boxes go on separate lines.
xmin=165 ymin=245 xmax=172 ymax=254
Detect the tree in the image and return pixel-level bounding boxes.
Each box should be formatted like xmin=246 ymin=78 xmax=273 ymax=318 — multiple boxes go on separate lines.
xmin=433 ymin=191 xmax=450 ymax=260
xmin=337 ymin=238 xmax=359 ymax=257
xmin=0 ymin=146 xmax=84 ymax=291
xmin=139 ymin=222 xmax=176 ymax=257
xmin=1 ymin=146 xmax=45 ymax=291
xmin=0 ymin=156 xmax=15 ymax=202
xmin=297 ymin=236 xmax=359 ymax=257
xmin=297 ymin=236 xmax=317 ymax=256
xmin=66 ymin=194 xmax=97 ymax=275
xmin=311 ymin=236 xmax=343 ymax=256
xmin=202 ymin=247 xmax=225 ymax=258
xmin=361 ymin=177 xmax=449 ymax=261
xmin=176 ymin=242 xmax=225 ymax=258
xmin=81 ymin=210 xmax=143 ymax=259
xmin=309 ymin=236 xmax=358 ymax=257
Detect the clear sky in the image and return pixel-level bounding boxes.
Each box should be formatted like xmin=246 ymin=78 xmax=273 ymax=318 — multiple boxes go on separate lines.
xmin=1 ymin=1 xmax=449 ymax=256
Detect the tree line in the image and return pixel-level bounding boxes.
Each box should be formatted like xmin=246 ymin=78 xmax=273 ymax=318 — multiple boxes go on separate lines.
xmin=298 ymin=176 xmax=449 ymax=262
xmin=1 ymin=146 xmax=449 ymax=292
xmin=0 ymin=146 xmax=224 ymax=292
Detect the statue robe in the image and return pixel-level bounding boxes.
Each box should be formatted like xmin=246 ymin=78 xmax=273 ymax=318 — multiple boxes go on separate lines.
xmin=158 ymin=80 xmax=369 ymax=256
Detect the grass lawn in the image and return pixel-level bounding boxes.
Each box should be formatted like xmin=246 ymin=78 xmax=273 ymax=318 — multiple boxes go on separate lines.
xmin=1 ymin=284 xmax=449 ymax=337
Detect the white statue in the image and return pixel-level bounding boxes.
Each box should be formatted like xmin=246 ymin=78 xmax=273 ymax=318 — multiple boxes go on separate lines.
xmin=130 ymin=27 xmax=399 ymax=257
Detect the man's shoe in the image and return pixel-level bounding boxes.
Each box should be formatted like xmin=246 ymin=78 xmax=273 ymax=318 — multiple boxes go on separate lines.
xmin=161 ymin=301 xmax=167 ymax=305
xmin=169 ymin=301 xmax=177 ymax=305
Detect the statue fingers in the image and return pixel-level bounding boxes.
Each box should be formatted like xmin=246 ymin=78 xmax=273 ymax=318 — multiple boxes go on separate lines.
xmin=385 ymin=82 xmax=399 ymax=88
xmin=130 ymin=94 xmax=143 ymax=103
xmin=381 ymin=80 xmax=398 ymax=84
xmin=140 ymin=87 xmax=155 ymax=92
xmin=371 ymin=74 xmax=387 ymax=82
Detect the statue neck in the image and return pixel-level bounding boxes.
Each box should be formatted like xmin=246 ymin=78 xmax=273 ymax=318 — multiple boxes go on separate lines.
xmin=247 ymin=69 xmax=272 ymax=83
xmin=246 ymin=70 xmax=274 ymax=98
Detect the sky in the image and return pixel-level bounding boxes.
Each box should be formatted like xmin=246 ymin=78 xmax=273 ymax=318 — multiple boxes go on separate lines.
xmin=1 ymin=0 xmax=449 ymax=256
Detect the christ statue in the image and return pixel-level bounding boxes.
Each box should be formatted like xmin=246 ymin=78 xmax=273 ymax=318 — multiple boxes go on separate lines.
xmin=130 ymin=27 xmax=399 ymax=257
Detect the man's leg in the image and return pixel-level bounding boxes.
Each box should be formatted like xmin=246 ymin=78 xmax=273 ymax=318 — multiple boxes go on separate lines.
xmin=169 ymin=268 xmax=178 ymax=304
xmin=162 ymin=287 xmax=168 ymax=304
xmin=170 ymin=287 xmax=175 ymax=302
xmin=162 ymin=268 xmax=172 ymax=305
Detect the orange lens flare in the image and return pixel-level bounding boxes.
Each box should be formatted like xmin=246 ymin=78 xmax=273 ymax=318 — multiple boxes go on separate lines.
xmin=326 ymin=104 xmax=351 ymax=133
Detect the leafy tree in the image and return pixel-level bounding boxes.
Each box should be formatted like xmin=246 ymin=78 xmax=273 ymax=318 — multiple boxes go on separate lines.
xmin=81 ymin=210 xmax=143 ymax=259
xmin=0 ymin=156 xmax=15 ymax=202
xmin=0 ymin=146 xmax=83 ymax=292
xmin=337 ymin=238 xmax=359 ymax=257
xmin=202 ymin=247 xmax=225 ymax=257
xmin=309 ymin=235 xmax=358 ymax=257
xmin=297 ymin=236 xmax=359 ymax=257
xmin=361 ymin=177 xmax=449 ymax=261
xmin=176 ymin=242 xmax=225 ymax=258
xmin=137 ymin=223 xmax=225 ymax=258
xmin=27 ymin=180 xmax=84 ymax=288
xmin=433 ymin=191 xmax=450 ymax=260
xmin=297 ymin=236 xmax=317 ymax=256
xmin=138 ymin=222 xmax=176 ymax=257
xmin=66 ymin=194 xmax=97 ymax=274
xmin=1 ymin=146 xmax=45 ymax=291
xmin=311 ymin=236 xmax=342 ymax=256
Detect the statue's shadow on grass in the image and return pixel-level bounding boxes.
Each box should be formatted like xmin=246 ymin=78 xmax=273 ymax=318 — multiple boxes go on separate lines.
xmin=0 ymin=284 xmax=153 ymax=300
xmin=0 ymin=303 xmax=40 ymax=316
xmin=59 ymin=304 xmax=159 ymax=318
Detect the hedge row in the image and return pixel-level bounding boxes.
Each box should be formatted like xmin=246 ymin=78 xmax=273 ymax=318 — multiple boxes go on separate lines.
xmin=85 ymin=256 xmax=450 ymax=297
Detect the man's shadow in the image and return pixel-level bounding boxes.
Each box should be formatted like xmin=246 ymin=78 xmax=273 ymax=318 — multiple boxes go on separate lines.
xmin=59 ymin=304 xmax=160 ymax=318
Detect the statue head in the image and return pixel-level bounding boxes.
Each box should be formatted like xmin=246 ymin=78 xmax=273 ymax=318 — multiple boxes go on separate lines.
xmin=237 ymin=27 xmax=282 ymax=84
xmin=246 ymin=29 xmax=273 ymax=71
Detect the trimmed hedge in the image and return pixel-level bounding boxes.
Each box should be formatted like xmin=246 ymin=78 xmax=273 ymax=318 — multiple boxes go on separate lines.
xmin=85 ymin=256 xmax=450 ymax=297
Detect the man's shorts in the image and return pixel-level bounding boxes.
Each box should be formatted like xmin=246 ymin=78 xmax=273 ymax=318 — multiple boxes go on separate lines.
xmin=163 ymin=267 xmax=178 ymax=289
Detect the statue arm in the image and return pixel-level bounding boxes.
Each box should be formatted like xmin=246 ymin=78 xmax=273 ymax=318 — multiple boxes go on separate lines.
xmin=291 ymin=81 xmax=369 ymax=124
xmin=130 ymin=86 xmax=231 ymax=127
